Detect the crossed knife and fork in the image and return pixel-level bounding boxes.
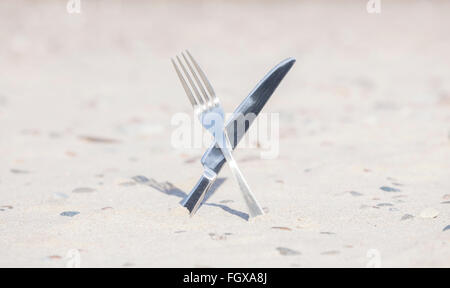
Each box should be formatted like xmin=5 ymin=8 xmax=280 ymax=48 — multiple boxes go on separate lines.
xmin=171 ymin=51 xmax=295 ymax=219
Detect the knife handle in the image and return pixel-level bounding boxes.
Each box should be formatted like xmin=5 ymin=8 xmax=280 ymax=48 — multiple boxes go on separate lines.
xmin=181 ymin=168 xmax=217 ymax=216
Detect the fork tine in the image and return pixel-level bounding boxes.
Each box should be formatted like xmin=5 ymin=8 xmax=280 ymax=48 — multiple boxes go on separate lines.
xmin=186 ymin=50 xmax=216 ymax=98
xmin=181 ymin=52 xmax=210 ymax=104
xmin=171 ymin=58 xmax=197 ymax=107
xmin=176 ymin=56 xmax=204 ymax=105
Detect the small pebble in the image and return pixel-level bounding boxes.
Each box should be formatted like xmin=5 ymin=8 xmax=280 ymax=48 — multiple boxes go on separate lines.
xmin=48 ymin=255 xmax=62 ymax=260
xmin=271 ymin=226 xmax=292 ymax=231
xmin=101 ymin=207 xmax=113 ymax=210
xmin=52 ymin=192 xmax=69 ymax=200
xmin=184 ymin=156 xmax=200 ymax=164
xmin=60 ymin=211 xmax=80 ymax=217
xmin=419 ymin=208 xmax=439 ymax=219
xmin=389 ymin=207 xmax=399 ymax=212
xmin=320 ymin=232 xmax=336 ymax=235
xmin=72 ymin=187 xmax=95 ymax=193
xmin=349 ymin=191 xmax=363 ymax=197
xmin=380 ymin=186 xmax=401 ymax=192
xmin=443 ymin=225 xmax=450 ymax=232
xmin=377 ymin=203 xmax=394 ymax=207
xmin=443 ymin=194 xmax=450 ymax=200
xmin=79 ymin=135 xmax=120 ymax=144
xmin=10 ymin=169 xmax=30 ymax=174
xmin=401 ymin=214 xmax=414 ymax=221
xmin=209 ymin=233 xmax=227 ymax=240
xmin=276 ymin=247 xmax=301 ymax=256
xmin=0 ymin=205 xmax=13 ymax=210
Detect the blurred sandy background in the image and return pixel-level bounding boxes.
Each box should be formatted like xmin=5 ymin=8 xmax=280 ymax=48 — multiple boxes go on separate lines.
xmin=0 ymin=0 xmax=449 ymax=267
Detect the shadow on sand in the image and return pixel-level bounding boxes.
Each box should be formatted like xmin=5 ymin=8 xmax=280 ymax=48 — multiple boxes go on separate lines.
xmin=131 ymin=175 xmax=248 ymax=220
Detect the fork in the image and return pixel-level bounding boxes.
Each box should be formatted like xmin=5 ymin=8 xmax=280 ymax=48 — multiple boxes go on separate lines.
xmin=171 ymin=50 xmax=264 ymax=218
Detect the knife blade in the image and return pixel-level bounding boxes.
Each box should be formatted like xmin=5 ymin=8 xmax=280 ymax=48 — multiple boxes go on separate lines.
xmin=181 ymin=57 xmax=296 ymax=216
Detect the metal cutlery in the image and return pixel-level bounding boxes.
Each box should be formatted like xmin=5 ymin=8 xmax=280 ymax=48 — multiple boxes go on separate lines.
xmin=172 ymin=51 xmax=264 ymax=217
xmin=172 ymin=55 xmax=295 ymax=218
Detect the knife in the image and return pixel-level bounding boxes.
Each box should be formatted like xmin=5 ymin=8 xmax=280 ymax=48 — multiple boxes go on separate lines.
xmin=181 ymin=57 xmax=296 ymax=216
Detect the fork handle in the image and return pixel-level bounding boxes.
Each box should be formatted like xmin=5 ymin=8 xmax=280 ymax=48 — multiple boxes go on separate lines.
xmin=220 ymin=132 xmax=264 ymax=218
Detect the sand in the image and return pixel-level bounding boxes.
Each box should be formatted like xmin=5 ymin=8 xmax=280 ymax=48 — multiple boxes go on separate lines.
xmin=0 ymin=0 xmax=449 ymax=267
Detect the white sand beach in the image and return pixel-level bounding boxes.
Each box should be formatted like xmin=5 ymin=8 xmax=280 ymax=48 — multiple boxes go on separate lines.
xmin=0 ymin=0 xmax=449 ymax=267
